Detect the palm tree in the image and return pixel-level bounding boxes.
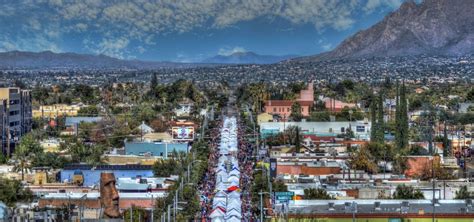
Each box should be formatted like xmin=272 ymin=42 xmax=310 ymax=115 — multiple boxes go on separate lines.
xmin=13 ymin=134 xmax=42 ymax=181
xmin=13 ymin=151 xmax=31 ymax=181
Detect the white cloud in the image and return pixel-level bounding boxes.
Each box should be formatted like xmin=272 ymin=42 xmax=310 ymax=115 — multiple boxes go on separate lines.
xmin=363 ymin=0 xmax=403 ymax=13
xmin=218 ymin=47 xmax=247 ymax=56
xmin=0 ymin=0 xmax=400 ymax=57
xmin=321 ymin=43 xmax=333 ymax=51
xmin=137 ymin=46 xmax=146 ymax=54
xmin=0 ymin=36 xmax=61 ymax=53
xmin=85 ymin=37 xmax=130 ymax=59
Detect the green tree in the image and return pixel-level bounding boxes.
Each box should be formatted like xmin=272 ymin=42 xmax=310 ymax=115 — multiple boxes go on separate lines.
xmin=152 ymin=152 xmax=187 ymax=177
xmin=0 ymin=151 xmax=6 ymax=164
xmin=290 ymin=101 xmax=303 ymax=121
xmin=392 ymin=184 xmax=424 ymax=199
xmin=370 ymin=94 xmax=377 ymax=141
xmin=295 ymin=127 xmax=301 ymax=153
xmin=376 ymin=91 xmax=385 ymax=143
xmin=180 ymin=185 xmax=200 ymax=219
xmin=349 ymin=146 xmax=378 ymax=174
xmin=395 ymin=82 xmax=409 ymax=150
xmin=31 ymin=152 xmax=69 ymax=169
xmin=466 ymin=88 xmax=474 ymax=102
xmin=366 ymin=142 xmax=394 ymax=162
xmin=455 ymin=186 xmax=473 ymax=199
xmin=392 ymin=153 xmax=409 ymax=175
xmin=123 ymin=205 xmax=149 ymax=222
xmin=13 ymin=134 xmax=42 ymax=180
xmin=303 ymin=188 xmax=334 ymax=200
xmin=285 ymin=126 xmax=302 ymax=147
xmin=309 ymin=111 xmax=330 ymax=121
xmin=272 ymin=179 xmax=288 ymax=192
xmin=77 ymin=105 xmax=99 ymax=116
xmin=0 ymin=178 xmax=33 ymax=207
xmin=442 ymin=123 xmax=450 ymax=157
xmin=60 ymin=138 xmax=105 ymax=165
xmin=32 ymin=86 xmax=50 ymax=105
xmin=150 ymin=73 xmax=158 ymax=91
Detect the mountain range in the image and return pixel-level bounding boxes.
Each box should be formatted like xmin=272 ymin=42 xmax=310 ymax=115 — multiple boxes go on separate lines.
xmin=201 ymin=51 xmax=296 ymax=64
xmin=0 ymin=51 xmax=198 ymax=70
xmin=296 ymin=0 xmax=474 ymax=62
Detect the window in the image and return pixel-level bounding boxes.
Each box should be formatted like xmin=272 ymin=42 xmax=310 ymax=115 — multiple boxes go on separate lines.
xmin=9 ymin=110 xmax=19 ymax=116
xmin=9 ymin=100 xmax=19 ymax=105
xmin=287 ymin=108 xmax=290 ymax=112
xmin=356 ymin=126 xmax=365 ymax=132
xmin=160 ymin=152 xmax=163 ymax=156
xmin=9 ymin=121 xmax=19 ymax=127
xmin=273 ymin=108 xmax=277 ymax=112
xmin=341 ymin=127 xmax=345 ymax=133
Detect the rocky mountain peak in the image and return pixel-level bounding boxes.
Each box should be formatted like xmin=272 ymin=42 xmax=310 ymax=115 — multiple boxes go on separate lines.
xmin=295 ymin=0 xmax=474 ymax=62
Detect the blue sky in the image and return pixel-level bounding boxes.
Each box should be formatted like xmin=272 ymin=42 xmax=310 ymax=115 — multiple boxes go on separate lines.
xmin=0 ymin=0 xmax=406 ymax=62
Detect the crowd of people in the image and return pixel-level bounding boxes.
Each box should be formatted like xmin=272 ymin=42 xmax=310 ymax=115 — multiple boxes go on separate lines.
xmin=195 ymin=114 xmax=254 ymax=221
xmin=197 ymin=115 xmax=256 ymax=221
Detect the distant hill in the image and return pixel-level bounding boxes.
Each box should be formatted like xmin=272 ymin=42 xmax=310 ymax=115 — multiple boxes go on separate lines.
xmin=295 ymin=0 xmax=474 ymax=62
xmin=202 ymin=51 xmax=297 ymax=64
xmin=0 ymin=51 xmax=200 ymax=70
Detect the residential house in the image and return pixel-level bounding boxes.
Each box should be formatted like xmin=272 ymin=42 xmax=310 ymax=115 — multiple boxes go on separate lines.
xmin=264 ymin=81 xmax=314 ymax=118
xmin=323 ymin=98 xmax=357 ymax=112
xmin=174 ymin=99 xmax=194 ymax=117
xmin=458 ymin=103 xmax=474 ymax=113
xmin=257 ymin=112 xmax=273 ymax=124
xmin=62 ymin=116 xmax=103 ymax=136
xmin=264 ymin=100 xmax=312 ymax=118
xmin=137 ymin=121 xmax=154 ymax=134
xmin=32 ymin=104 xmax=84 ymax=118
xmin=124 ymin=141 xmax=189 ymax=158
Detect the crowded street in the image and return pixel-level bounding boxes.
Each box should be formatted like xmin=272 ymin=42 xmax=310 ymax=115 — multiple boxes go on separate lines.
xmin=198 ymin=99 xmax=256 ymax=221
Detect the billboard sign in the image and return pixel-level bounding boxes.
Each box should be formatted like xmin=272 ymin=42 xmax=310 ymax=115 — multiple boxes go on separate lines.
xmin=269 ymin=158 xmax=277 ymax=179
xmin=172 ymin=126 xmax=195 ymax=140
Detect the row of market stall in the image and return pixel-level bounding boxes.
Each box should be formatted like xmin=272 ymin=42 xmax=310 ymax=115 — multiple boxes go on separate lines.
xmin=209 ymin=117 xmax=242 ymax=222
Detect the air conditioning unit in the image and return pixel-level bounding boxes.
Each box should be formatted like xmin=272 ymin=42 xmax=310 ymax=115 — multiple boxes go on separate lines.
xmin=374 ymin=201 xmax=381 ymax=210
xmin=328 ymin=202 xmax=335 ymax=211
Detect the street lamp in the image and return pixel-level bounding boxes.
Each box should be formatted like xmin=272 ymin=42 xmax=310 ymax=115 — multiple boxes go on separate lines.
xmin=430 ymin=155 xmax=436 ymax=222
xmin=351 ymin=201 xmax=357 ymax=222
xmin=79 ymin=194 xmax=87 ymax=222
xmin=258 ymin=191 xmax=270 ymax=222
xmin=254 ymin=167 xmax=272 ymax=206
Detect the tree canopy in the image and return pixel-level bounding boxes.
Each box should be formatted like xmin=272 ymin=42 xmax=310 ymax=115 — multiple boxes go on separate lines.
xmin=392 ymin=184 xmax=424 ymax=199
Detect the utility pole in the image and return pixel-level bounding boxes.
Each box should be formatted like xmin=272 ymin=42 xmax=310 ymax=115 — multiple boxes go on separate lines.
xmin=351 ymin=201 xmax=357 ymax=222
xmin=150 ymin=194 xmax=154 ymax=222
xmin=174 ymin=189 xmax=178 ymax=222
xmin=167 ymin=205 xmax=171 ymax=222
xmin=432 ymin=155 xmax=435 ymax=222
xmin=260 ymin=190 xmax=264 ymax=222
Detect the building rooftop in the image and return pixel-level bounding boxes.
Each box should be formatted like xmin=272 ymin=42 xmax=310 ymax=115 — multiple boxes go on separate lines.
xmin=65 ymin=117 xmax=102 ymax=126
xmin=63 ymin=164 xmax=153 ymax=171
xmin=275 ymin=199 xmax=474 ymax=215
xmin=41 ymin=192 xmax=166 ymax=200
